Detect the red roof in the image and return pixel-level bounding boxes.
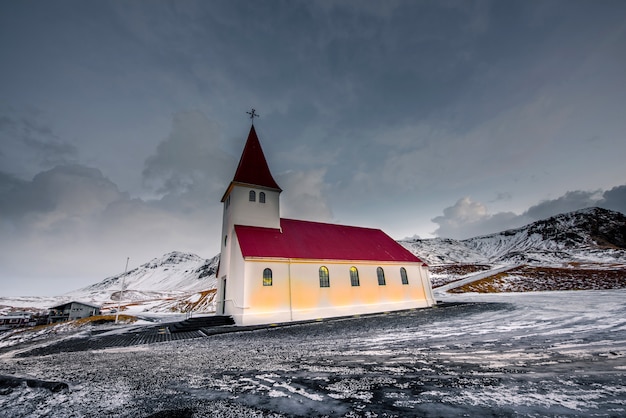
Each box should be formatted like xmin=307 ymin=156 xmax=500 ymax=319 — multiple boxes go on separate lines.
xmin=235 ymin=218 xmax=423 ymax=263
xmin=230 ymin=125 xmax=281 ymax=191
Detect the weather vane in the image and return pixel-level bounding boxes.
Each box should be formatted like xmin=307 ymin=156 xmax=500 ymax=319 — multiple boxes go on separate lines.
xmin=246 ymin=108 xmax=259 ymax=122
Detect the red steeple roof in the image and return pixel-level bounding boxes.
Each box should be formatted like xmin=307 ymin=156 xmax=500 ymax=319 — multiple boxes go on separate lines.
xmin=221 ymin=125 xmax=281 ymax=201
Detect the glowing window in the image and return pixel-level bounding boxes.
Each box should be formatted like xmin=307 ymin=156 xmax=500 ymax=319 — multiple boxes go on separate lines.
xmin=400 ymin=267 xmax=409 ymax=285
xmin=259 ymin=192 xmax=266 ymax=203
xmin=377 ymin=267 xmax=386 ymax=286
xmin=249 ymin=190 xmax=256 ymax=202
xmin=350 ymin=266 xmax=360 ymax=286
xmin=263 ymin=268 xmax=272 ymax=286
xmin=319 ymin=266 xmax=330 ymax=287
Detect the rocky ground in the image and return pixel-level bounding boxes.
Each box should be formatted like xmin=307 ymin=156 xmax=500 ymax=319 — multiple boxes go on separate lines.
xmin=1 ymin=289 xmax=625 ymax=417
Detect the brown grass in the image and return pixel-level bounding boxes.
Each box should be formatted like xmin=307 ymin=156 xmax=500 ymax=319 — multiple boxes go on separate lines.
xmin=449 ymin=265 xmax=626 ymax=293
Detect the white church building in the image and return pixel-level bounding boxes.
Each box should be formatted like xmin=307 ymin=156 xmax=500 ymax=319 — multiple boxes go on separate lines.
xmin=216 ymin=124 xmax=435 ymax=325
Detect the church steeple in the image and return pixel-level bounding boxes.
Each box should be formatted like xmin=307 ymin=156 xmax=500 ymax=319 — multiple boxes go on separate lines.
xmin=218 ymin=123 xmax=282 ymax=305
xmin=232 ymin=125 xmax=281 ymax=190
xmin=221 ymin=125 xmax=281 ymax=202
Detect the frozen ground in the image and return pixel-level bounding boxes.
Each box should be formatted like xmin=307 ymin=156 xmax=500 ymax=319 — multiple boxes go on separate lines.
xmin=1 ymin=290 xmax=625 ymax=417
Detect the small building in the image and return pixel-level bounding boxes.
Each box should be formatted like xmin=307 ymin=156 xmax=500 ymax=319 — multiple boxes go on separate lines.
xmin=0 ymin=311 xmax=36 ymax=330
xmin=48 ymin=301 xmax=101 ymax=323
xmin=216 ymin=124 xmax=435 ymax=326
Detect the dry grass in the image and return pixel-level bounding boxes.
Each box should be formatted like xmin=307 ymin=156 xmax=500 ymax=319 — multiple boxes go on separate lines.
xmin=72 ymin=314 xmax=137 ymax=326
xmin=430 ymin=264 xmax=492 ymax=288
xmin=449 ymin=265 xmax=626 ymax=293
xmin=430 ymin=264 xmax=492 ymax=276
xmin=168 ymin=289 xmax=217 ymax=312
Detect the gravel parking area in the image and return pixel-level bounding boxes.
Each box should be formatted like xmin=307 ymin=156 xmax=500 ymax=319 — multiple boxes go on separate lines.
xmin=1 ymin=290 xmax=625 ymax=417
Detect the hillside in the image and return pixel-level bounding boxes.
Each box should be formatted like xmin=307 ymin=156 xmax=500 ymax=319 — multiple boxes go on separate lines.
xmin=400 ymin=207 xmax=626 ymax=266
xmin=0 ymin=252 xmax=219 ymax=316
xmin=401 ymin=207 xmax=626 ymax=289
xmin=70 ymin=251 xmax=218 ymax=301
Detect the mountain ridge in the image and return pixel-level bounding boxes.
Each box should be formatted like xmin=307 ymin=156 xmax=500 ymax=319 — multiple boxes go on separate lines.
xmin=400 ymin=207 xmax=626 ymax=266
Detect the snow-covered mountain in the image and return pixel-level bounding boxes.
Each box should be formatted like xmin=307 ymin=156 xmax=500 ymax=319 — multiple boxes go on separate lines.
xmin=69 ymin=251 xmax=218 ymax=301
xmin=401 ymin=207 xmax=626 ymax=266
xmin=47 ymin=251 xmax=220 ymax=313
xmin=0 ymin=252 xmax=219 ymax=315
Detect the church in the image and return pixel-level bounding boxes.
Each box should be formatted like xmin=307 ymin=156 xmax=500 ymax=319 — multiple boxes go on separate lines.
xmin=216 ymin=122 xmax=435 ymax=326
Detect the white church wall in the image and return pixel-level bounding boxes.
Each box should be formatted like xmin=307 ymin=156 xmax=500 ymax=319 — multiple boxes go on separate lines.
xmin=223 ymin=185 xmax=280 ymax=233
xmin=236 ymin=259 xmax=434 ymax=326
xmin=221 ymin=236 xmax=248 ymax=320
xmin=240 ymin=260 xmax=292 ymax=325
xmin=419 ymin=264 xmax=436 ymax=305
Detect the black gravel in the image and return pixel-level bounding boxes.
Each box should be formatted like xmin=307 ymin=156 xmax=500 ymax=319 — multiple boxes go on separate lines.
xmin=1 ymin=292 xmax=625 ymax=417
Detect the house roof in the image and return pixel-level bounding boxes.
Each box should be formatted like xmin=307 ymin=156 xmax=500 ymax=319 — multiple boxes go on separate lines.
xmin=49 ymin=301 xmax=101 ymax=310
xmin=235 ymin=218 xmax=424 ymax=263
xmin=222 ymin=125 xmax=281 ymax=201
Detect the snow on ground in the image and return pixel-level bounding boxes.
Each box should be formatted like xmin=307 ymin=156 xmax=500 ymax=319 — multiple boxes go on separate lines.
xmin=1 ymin=289 xmax=625 ymax=417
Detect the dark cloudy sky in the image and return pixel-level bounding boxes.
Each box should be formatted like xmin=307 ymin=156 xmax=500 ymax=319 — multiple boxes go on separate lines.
xmin=1 ymin=1 xmax=625 ymax=296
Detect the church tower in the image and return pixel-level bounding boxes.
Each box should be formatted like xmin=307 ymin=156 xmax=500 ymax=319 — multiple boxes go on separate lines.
xmin=216 ymin=124 xmax=281 ymax=314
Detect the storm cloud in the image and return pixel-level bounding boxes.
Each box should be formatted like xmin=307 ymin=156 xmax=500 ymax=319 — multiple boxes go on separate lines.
xmin=1 ymin=1 xmax=625 ymax=294
xmin=432 ymin=186 xmax=626 ymax=239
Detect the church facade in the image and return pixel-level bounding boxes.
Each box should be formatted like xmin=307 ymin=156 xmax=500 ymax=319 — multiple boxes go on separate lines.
xmin=216 ymin=125 xmax=435 ymax=325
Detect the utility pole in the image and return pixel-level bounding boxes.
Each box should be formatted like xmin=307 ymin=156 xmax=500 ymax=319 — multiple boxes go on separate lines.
xmin=115 ymin=257 xmax=129 ymax=324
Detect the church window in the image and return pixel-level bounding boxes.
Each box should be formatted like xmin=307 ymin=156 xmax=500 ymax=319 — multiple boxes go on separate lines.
xmin=400 ymin=267 xmax=409 ymax=285
xmin=249 ymin=190 xmax=256 ymax=202
xmin=350 ymin=266 xmax=360 ymax=286
xmin=224 ymin=235 xmax=227 ymax=247
xmin=263 ymin=268 xmax=273 ymax=286
xmin=259 ymin=192 xmax=266 ymax=203
xmin=377 ymin=267 xmax=386 ymax=285
xmin=319 ymin=266 xmax=330 ymax=287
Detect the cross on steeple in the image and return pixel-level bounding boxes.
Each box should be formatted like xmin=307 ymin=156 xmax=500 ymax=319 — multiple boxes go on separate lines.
xmin=246 ymin=108 xmax=259 ymax=123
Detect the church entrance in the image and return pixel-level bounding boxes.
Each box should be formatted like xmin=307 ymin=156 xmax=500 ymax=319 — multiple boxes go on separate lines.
xmin=220 ymin=277 xmax=227 ymax=315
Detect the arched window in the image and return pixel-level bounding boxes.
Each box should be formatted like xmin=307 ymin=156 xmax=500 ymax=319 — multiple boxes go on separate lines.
xmin=259 ymin=192 xmax=266 ymax=203
xmin=350 ymin=266 xmax=360 ymax=286
xmin=377 ymin=267 xmax=386 ymax=286
xmin=400 ymin=267 xmax=409 ymax=285
xmin=263 ymin=268 xmax=272 ymax=286
xmin=249 ymin=190 xmax=256 ymax=202
xmin=319 ymin=266 xmax=330 ymax=287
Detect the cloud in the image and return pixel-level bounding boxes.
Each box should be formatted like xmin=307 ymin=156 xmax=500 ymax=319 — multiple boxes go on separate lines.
xmin=277 ymin=168 xmax=333 ymax=222
xmin=0 ymin=107 xmax=78 ymax=176
xmin=431 ymin=196 xmax=523 ymax=239
xmin=599 ymin=185 xmax=626 ymax=215
xmin=0 ymin=165 xmax=125 ymax=223
xmin=432 ymin=186 xmax=626 ymax=239
xmin=142 ymin=111 xmax=235 ymax=197
xmin=0 ymin=163 xmax=222 ymax=296
xmin=525 ymin=190 xmax=603 ymax=221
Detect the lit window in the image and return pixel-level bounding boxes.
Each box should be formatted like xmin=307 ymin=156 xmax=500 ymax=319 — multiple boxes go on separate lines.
xmin=377 ymin=267 xmax=386 ymax=286
xmin=350 ymin=266 xmax=360 ymax=286
xmin=249 ymin=190 xmax=256 ymax=202
xmin=319 ymin=266 xmax=330 ymax=287
xmin=400 ymin=267 xmax=409 ymax=285
xmin=259 ymin=192 xmax=266 ymax=203
xmin=263 ymin=268 xmax=272 ymax=286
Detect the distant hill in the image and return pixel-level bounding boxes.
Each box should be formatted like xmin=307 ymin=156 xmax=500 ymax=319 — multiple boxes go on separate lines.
xmin=400 ymin=207 xmax=626 ymax=266
xmin=69 ymin=251 xmax=218 ymax=302
xmin=3 ymin=207 xmax=625 ymax=313
xmin=57 ymin=251 xmax=219 ymax=314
